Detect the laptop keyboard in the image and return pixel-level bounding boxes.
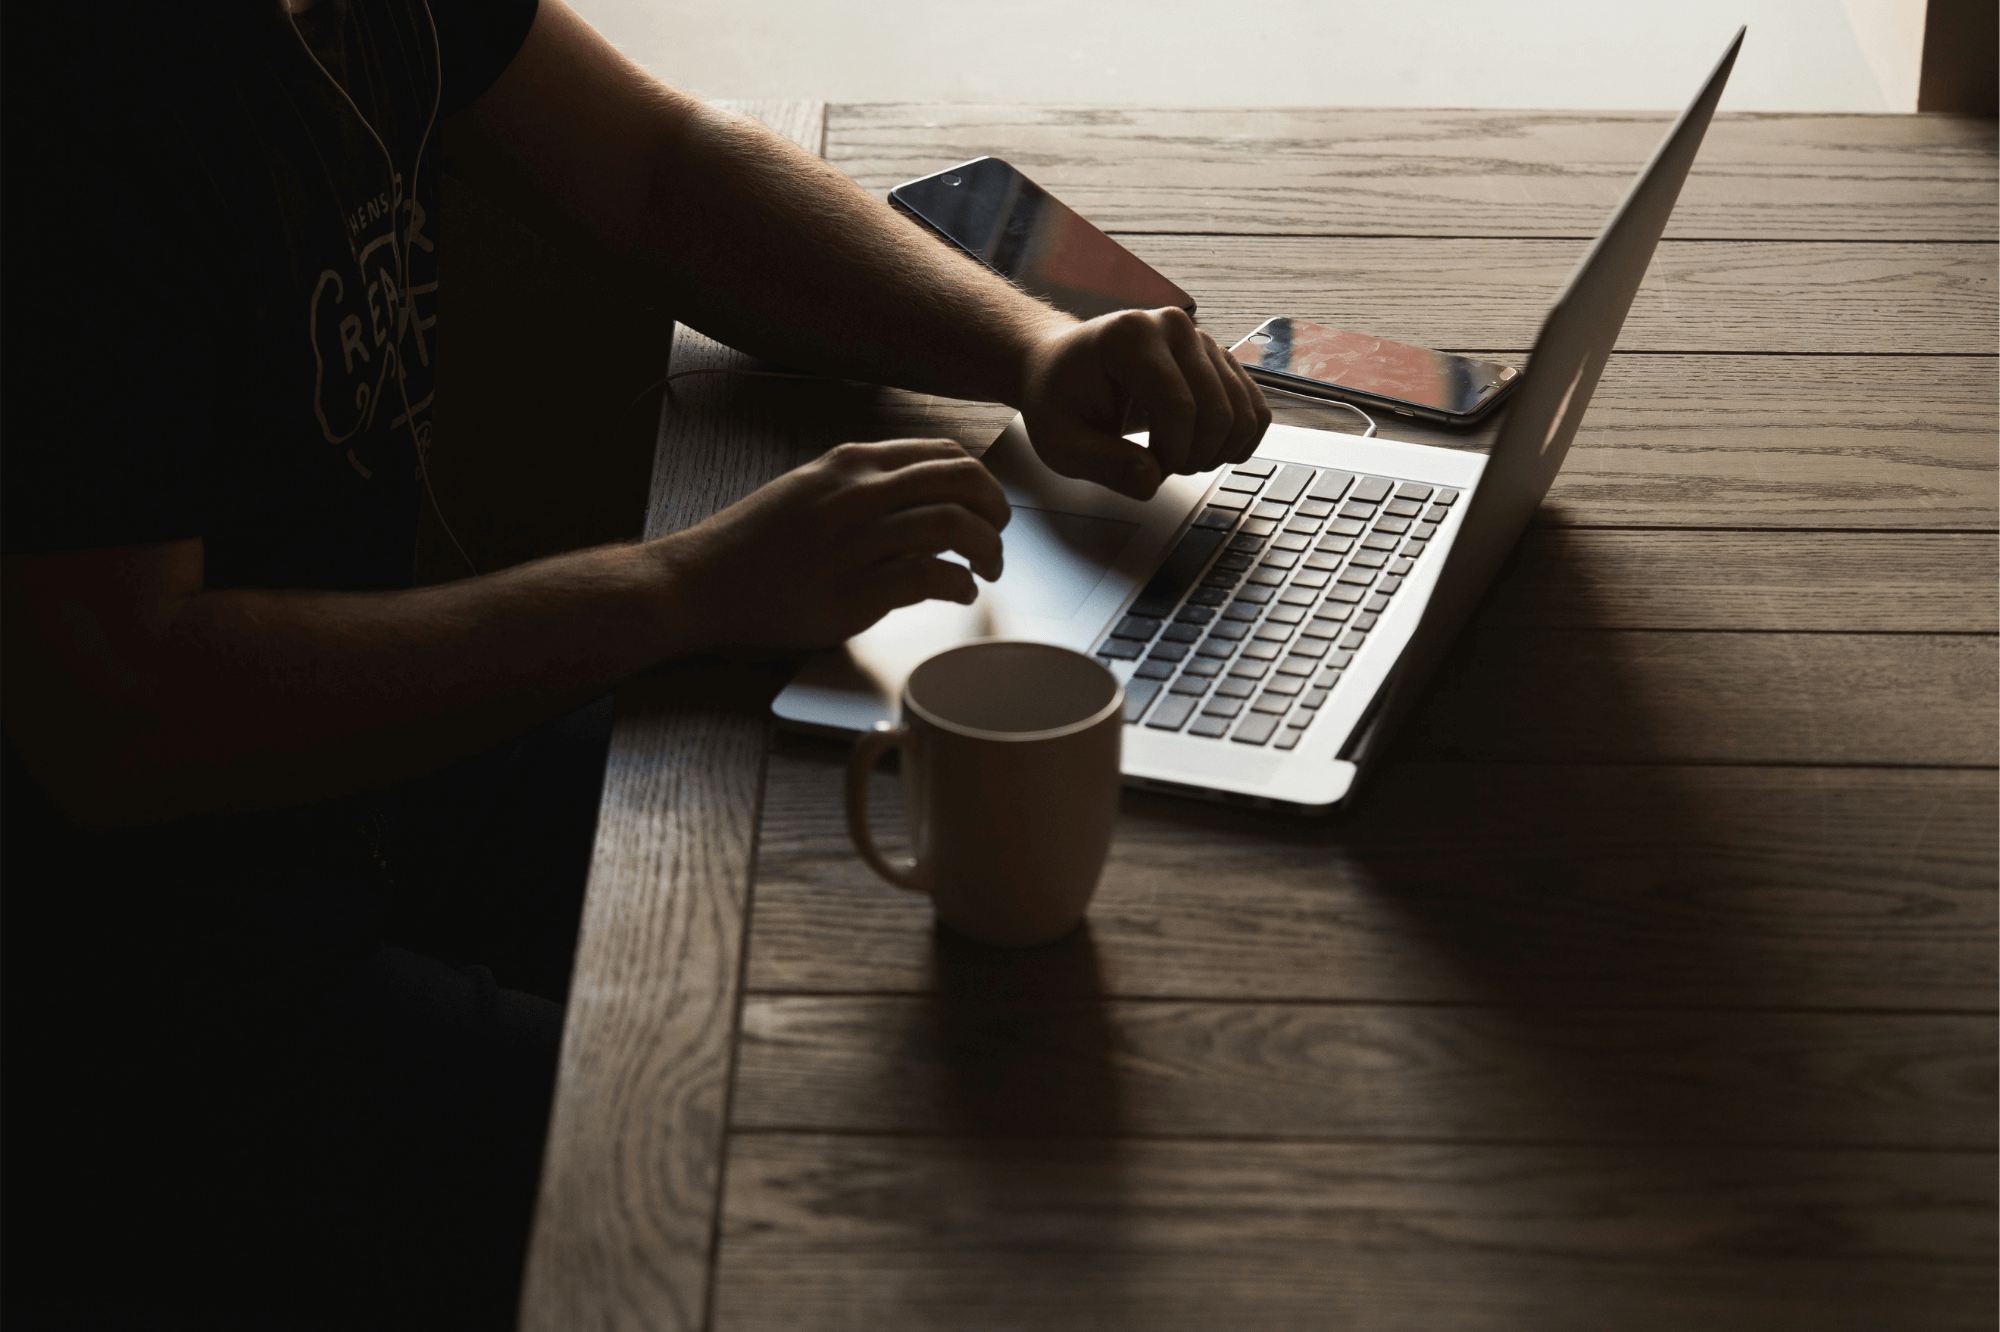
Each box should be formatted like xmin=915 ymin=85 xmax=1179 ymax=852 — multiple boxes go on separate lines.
xmin=1095 ymin=461 xmax=1457 ymax=750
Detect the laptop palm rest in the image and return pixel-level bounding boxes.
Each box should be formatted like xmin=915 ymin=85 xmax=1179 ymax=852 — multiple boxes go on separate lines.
xmin=770 ymin=418 xmax=1212 ymax=735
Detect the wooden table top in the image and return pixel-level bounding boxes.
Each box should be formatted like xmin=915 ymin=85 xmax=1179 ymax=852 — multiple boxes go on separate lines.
xmin=517 ymin=102 xmax=1998 ymax=1331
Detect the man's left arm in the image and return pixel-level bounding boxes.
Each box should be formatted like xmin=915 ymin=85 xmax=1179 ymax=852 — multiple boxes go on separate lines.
xmin=441 ymin=0 xmax=1268 ymax=501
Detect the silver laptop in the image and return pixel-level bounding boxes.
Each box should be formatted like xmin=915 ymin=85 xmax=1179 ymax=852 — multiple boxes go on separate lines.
xmin=775 ymin=29 xmax=1744 ymax=815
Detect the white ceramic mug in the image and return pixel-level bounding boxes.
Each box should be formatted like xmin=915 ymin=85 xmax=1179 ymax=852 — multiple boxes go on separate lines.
xmin=845 ymin=640 xmax=1124 ymax=947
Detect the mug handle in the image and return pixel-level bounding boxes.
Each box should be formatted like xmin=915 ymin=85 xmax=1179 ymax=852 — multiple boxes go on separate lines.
xmin=846 ymin=720 xmax=928 ymax=894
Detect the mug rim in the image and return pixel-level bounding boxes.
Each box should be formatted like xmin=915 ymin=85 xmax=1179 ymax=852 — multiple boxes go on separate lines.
xmin=902 ymin=638 xmax=1125 ymax=743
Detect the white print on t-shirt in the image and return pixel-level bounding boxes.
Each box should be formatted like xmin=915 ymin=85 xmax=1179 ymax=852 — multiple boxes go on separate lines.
xmin=308 ymin=177 xmax=438 ymax=479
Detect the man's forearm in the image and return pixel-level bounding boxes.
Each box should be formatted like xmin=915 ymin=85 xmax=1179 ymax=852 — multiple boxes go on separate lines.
xmin=449 ymin=3 xmax=1075 ymax=408
xmin=9 ymin=538 xmax=696 ymax=828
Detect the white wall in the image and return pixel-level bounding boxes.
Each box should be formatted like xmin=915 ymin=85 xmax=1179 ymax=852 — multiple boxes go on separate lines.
xmin=571 ymin=0 xmax=1894 ymax=111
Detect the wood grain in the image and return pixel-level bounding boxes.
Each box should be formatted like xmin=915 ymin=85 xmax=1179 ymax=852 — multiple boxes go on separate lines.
xmin=748 ymin=756 xmax=1996 ymax=1009
xmin=731 ymin=996 xmax=1996 ymax=1148
xmin=1475 ymin=533 xmax=1998 ymax=631
xmin=1132 ymin=236 xmax=1999 ymax=355
xmin=714 ymin=1135 xmax=1997 ymax=1332
xmin=518 ymin=101 xmax=827 ymax=1332
xmin=785 ymin=355 xmax=2000 ymax=531
xmin=1408 ymin=630 xmax=1996 ymax=765
xmin=828 ymin=105 xmax=2000 ymax=241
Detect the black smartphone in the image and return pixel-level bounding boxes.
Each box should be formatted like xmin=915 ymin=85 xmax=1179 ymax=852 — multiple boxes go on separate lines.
xmin=1228 ymin=317 xmax=1521 ymax=427
xmin=890 ymin=156 xmax=1194 ymax=322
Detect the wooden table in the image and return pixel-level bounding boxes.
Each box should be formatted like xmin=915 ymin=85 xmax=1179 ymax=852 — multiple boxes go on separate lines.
xmin=517 ymin=103 xmax=1999 ymax=1331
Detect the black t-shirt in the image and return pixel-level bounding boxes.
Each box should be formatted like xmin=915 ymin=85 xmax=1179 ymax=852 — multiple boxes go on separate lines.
xmin=1 ymin=2 xmax=538 ymax=1047
xmin=4 ymin=0 xmax=536 ymax=590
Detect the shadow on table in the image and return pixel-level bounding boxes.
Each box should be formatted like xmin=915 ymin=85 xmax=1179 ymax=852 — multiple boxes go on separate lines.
xmin=911 ymin=922 xmax=1141 ymax=1323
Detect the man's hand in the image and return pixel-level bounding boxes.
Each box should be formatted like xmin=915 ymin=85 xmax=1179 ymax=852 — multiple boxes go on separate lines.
xmin=1016 ymin=307 xmax=1272 ymax=501
xmin=661 ymin=438 xmax=1011 ymax=651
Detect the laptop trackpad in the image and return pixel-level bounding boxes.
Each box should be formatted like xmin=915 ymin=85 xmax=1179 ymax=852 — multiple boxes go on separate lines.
xmin=987 ymin=505 xmax=1139 ymax=619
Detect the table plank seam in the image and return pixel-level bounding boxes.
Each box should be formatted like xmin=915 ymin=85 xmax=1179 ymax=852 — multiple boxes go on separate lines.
xmin=736 ymin=991 xmax=2000 ymax=1018
xmin=721 ymin=1126 xmax=2000 ymax=1154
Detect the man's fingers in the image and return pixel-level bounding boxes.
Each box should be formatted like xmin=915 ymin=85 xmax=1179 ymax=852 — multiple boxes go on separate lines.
xmin=819 ymin=437 xmax=970 ymax=476
xmin=836 ymin=453 xmax=1011 ymax=534
xmin=855 ymin=504 xmax=1005 ymax=581
xmin=1102 ymin=311 xmax=1200 ymax=478
xmin=1204 ymin=335 xmax=1270 ymax=466
xmin=867 ymin=553 xmax=979 ymax=615
xmin=1032 ymin=420 xmax=1161 ymax=501
xmin=1162 ymin=327 xmax=1238 ymax=476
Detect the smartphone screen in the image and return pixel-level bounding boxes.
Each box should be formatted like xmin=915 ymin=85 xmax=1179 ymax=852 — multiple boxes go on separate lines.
xmin=891 ymin=157 xmax=1194 ymax=322
xmin=1231 ymin=318 xmax=1518 ymax=421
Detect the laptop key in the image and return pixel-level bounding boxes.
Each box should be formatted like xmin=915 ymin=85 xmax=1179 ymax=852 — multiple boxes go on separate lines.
xmin=1209 ymin=619 xmax=1250 ymax=640
xmin=1253 ymin=622 xmax=1294 ymax=643
xmin=1195 ymin=639 xmax=1235 ymax=659
xmin=1130 ymin=525 xmax=1230 ymax=618
xmin=1377 ymin=575 xmax=1404 ymax=594
xmin=1289 ymin=638 xmax=1328 ymax=659
xmin=1299 ymin=687 xmax=1332 ymax=709
xmin=1264 ymin=464 xmax=1315 ymax=505
xmin=1373 ymin=515 xmax=1412 ymax=535
xmin=1169 ymin=674 xmax=1212 ymax=696
xmin=1250 ymin=500 xmax=1290 ymax=521
xmin=1423 ymin=504 xmax=1451 ymax=524
xmin=1232 ymin=460 xmax=1277 ymax=478
xmin=1326 ymin=517 xmax=1367 ymax=537
xmin=1161 ymin=623 xmax=1202 ymax=644
xmin=1276 ymin=655 xmax=1318 ymax=676
xmin=1149 ymin=641 xmax=1192 ymax=663
xmin=1235 ymin=585 xmax=1275 ymax=605
xmin=1182 ymin=658 xmax=1223 ymax=677
xmin=1339 ymin=631 xmax=1367 ymax=651
xmin=1291 ymin=570 xmax=1331 ymax=590
xmin=1145 ymin=694 xmax=1198 ymax=731
xmin=1204 ymin=490 xmax=1250 ymax=511
xmin=1351 ymin=476 xmax=1394 ymax=503
xmin=1351 ymin=612 xmax=1379 ymax=632
xmin=1242 ymin=641 xmax=1282 ymax=661
xmin=1297 ymin=498 xmax=1337 ymax=518
xmin=1396 ymin=483 xmax=1434 ymax=503
xmin=1124 ymin=678 xmax=1163 ymax=721
xmin=1401 ymin=539 xmax=1427 ymax=558
xmin=1135 ymin=659 xmax=1176 ymax=681
xmin=1282 ymin=516 xmax=1321 ymax=536
xmin=1306 ymin=470 xmax=1356 ymax=503
xmin=1277 ymin=587 xmax=1318 ymax=607
xmin=1227 ymin=533 xmax=1265 ymax=554
xmin=1326 ymin=585 xmax=1366 ymax=604
xmin=1365 ymin=593 xmax=1391 ymax=613
xmin=1338 ymin=501 xmax=1377 ymax=520
xmin=1217 ymin=472 xmax=1264 ymax=494
xmin=1192 ymin=505 xmax=1239 ymax=530
xmin=1350 ymin=550 xmax=1388 ymax=569
xmin=1435 ymin=488 xmax=1460 ymax=505
xmin=1383 ymin=497 xmax=1424 ymax=518
xmin=1412 ymin=522 xmax=1438 ymax=541
xmin=1113 ymin=615 xmax=1163 ymax=640
xmin=1187 ymin=587 xmax=1229 ymax=607
xmin=1260 ymin=550 xmax=1299 ymax=571
xmin=1272 ymin=728 xmax=1303 ymax=751
xmin=1360 ymin=533 xmax=1399 ymax=552
xmin=1239 ymin=517 xmax=1280 ymax=537
xmin=1304 ymin=551 xmax=1342 ymax=572
xmin=1175 ymin=604 xmax=1216 ymax=625
xmin=1187 ymin=715 xmax=1231 ymax=738
xmin=1227 ymin=659 xmax=1271 ymax=680
xmin=1390 ymin=558 xmax=1415 ymax=577
xmin=1251 ymin=694 xmax=1291 ymax=715
xmin=1097 ymin=639 xmax=1142 ymax=660
xmin=1223 ymin=600 xmax=1262 ymax=621
xmin=1336 ymin=568 xmax=1375 ymax=587
xmin=1247 ymin=568 xmax=1287 ymax=588
xmin=1265 ymin=605 xmax=1307 ymax=625
xmin=1201 ymin=696 xmax=1246 ymax=719
xmin=1215 ymin=677 xmax=1257 ymax=699
xmin=1215 ymin=552 xmax=1255 ymax=571
xmin=1232 ymin=713 xmax=1282 ymax=745
xmin=1262 ymin=675 xmax=1304 ymax=696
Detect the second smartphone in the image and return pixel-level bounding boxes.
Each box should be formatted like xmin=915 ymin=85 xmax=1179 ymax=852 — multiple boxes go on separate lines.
xmin=890 ymin=156 xmax=1193 ymax=322
xmin=1230 ymin=317 xmax=1520 ymax=427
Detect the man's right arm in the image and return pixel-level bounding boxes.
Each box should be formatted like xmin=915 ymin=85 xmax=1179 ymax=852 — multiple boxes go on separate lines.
xmin=3 ymin=439 xmax=1006 ymax=830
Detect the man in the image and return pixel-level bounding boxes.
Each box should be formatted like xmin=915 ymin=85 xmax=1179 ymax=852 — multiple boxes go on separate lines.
xmin=1 ymin=1 xmax=1268 ymax=1324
